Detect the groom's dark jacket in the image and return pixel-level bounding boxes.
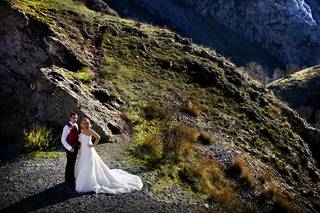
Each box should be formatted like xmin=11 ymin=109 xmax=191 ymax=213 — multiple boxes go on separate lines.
xmin=66 ymin=123 xmax=81 ymax=149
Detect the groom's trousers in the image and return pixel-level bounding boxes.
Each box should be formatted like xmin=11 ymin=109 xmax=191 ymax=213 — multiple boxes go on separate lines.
xmin=65 ymin=148 xmax=78 ymax=186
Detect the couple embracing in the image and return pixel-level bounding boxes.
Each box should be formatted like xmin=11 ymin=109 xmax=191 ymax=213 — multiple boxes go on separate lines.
xmin=61 ymin=113 xmax=143 ymax=193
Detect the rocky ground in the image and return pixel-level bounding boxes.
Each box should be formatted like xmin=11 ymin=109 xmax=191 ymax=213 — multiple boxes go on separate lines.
xmin=0 ymin=141 xmax=214 ymax=213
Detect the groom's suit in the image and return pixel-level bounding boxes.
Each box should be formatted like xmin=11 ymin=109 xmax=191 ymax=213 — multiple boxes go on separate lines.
xmin=61 ymin=122 xmax=80 ymax=186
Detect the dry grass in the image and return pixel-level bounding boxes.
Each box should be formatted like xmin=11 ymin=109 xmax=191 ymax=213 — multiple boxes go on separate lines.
xmin=259 ymin=169 xmax=271 ymax=183
xmin=197 ymin=131 xmax=218 ymax=145
xmin=144 ymin=101 xmax=173 ymax=120
xmin=268 ymin=105 xmax=281 ymax=116
xmin=231 ymin=155 xmax=256 ymax=188
xmin=288 ymin=155 xmax=301 ymax=169
xmin=180 ymin=101 xmax=202 ymax=117
xmin=162 ymin=122 xmax=198 ymax=163
xmin=184 ymin=159 xmax=242 ymax=211
xmin=260 ymin=181 xmax=296 ymax=211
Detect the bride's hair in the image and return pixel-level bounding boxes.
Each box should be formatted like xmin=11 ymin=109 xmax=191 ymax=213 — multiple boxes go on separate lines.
xmin=81 ymin=118 xmax=92 ymax=129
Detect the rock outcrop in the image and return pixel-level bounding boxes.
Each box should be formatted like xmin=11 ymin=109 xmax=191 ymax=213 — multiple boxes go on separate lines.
xmin=0 ymin=1 xmax=128 ymax=142
xmin=33 ymin=66 xmax=129 ymax=141
xmin=80 ymin=0 xmax=118 ymax=16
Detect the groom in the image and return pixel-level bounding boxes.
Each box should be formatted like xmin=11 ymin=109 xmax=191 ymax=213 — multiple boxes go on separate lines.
xmin=61 ymin=112 xmax=81 ymax=189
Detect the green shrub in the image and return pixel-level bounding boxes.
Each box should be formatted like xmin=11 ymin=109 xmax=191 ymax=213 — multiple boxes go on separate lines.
xmin=73 ymin=66 xmax=94 ymax=83
xmin=22 ymin=125 xmax=57 ymax=152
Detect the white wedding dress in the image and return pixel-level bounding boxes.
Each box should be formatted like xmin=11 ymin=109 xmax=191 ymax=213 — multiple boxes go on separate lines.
xmin=75 ymin=133 xmax=143 ymax=193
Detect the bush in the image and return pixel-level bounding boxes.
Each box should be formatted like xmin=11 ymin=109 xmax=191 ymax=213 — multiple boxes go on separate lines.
xmin=180 ymin=101 xmax=202 ymax=117
xmin=135 ymin=134 xmax=162 ymax=165
xmin=161 ymin=122 xmax=198 ymax=163
xmin=22 ymin=125 xmax=57 ymax=152
xmin=244 ymin=61 xmax=270 ymax=85
xmin=182 ymin=159 xmax=241 ymax=210
xmin=144 ymin=101 xmax=171 ymax=120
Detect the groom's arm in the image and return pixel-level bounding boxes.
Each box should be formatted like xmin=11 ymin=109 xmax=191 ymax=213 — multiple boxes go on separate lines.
xmin=61 ymin=125 xmax=73 ymax=151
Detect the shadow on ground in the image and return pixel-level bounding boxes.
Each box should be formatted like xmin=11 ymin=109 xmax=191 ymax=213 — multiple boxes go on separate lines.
xmin=0 ymin=183 xmax=84 ymax=212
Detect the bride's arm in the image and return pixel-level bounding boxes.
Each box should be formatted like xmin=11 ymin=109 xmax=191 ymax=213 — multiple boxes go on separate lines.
xmin=89 ymin=129 xmax=101 ymax=147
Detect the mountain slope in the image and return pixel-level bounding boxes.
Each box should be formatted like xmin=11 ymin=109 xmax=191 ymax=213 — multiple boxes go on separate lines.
xmin=268 ymin=65 xmax=320 ymax=128
xmin=0 ymin=0 xmax=320 ymax=211
xmin=107 ymin=0 xmax=283 ymax=76
xmin=107 ymin=0 xmax=320 ymax=77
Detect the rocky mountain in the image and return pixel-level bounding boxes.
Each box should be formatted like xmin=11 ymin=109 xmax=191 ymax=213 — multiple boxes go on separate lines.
xmin=305 ymin=0 xmax=320 ymax=24
xmin=107 ymin=0 xmax=320 ymax=78
xmin=1 ymin=0 xmax=320 ymax=211
xmin=268 ymin=65 xmax=320 ymax=128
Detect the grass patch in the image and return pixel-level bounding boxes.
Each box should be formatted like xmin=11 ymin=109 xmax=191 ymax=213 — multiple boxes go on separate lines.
xmin=31 ymin=151 xmax=63 ymax=159
xmin=161 ymin=122 xmax=198 ymax=163
xmin=180 ymin=101 xmax=202 ymax=117
xmin=144 ymin=101 xmax=172 ymax=120
xmin=260 ymin=181 xmax=296 ymax=212
xmin=134 ymin=134 xmax=162 ymax=165
xmin=22 ymin=125 xmax=58 ymax=153
xmin=181 ymin=159 xmax=242 ymax=210
xmin=229 ymin=155 xmax=256 ymax=188
xmin=71 ymin=66 xmax=94 ymax=83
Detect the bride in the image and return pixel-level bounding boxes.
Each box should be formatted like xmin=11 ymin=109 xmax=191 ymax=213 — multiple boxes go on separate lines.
xmin=75 ymin=118 xmax=143 ymax=193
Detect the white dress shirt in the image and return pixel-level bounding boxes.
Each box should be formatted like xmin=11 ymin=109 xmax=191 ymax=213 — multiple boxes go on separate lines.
xmin=61 ymin=122 xmax=79 ymax=151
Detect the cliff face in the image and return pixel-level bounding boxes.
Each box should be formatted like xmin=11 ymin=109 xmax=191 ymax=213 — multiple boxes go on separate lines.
xmin=176 ymin=0 xmax=320 ymax=67
xmin=107 ymin=0 xmax=320 ymax=76
xmin=1 ymin=0 xmax=320 ymax=211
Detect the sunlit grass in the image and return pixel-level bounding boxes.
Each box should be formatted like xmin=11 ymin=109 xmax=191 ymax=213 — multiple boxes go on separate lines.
xmin=31 ymin=151 xmax=63 ymax=159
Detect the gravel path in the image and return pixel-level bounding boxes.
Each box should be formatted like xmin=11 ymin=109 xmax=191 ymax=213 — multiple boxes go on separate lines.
xmin=0 ymin=141 xmax=212 ymax=213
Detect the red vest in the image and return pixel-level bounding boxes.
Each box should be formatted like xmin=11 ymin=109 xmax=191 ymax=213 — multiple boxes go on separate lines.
xmin=66 ymin=123 xmax=80 ymax=149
